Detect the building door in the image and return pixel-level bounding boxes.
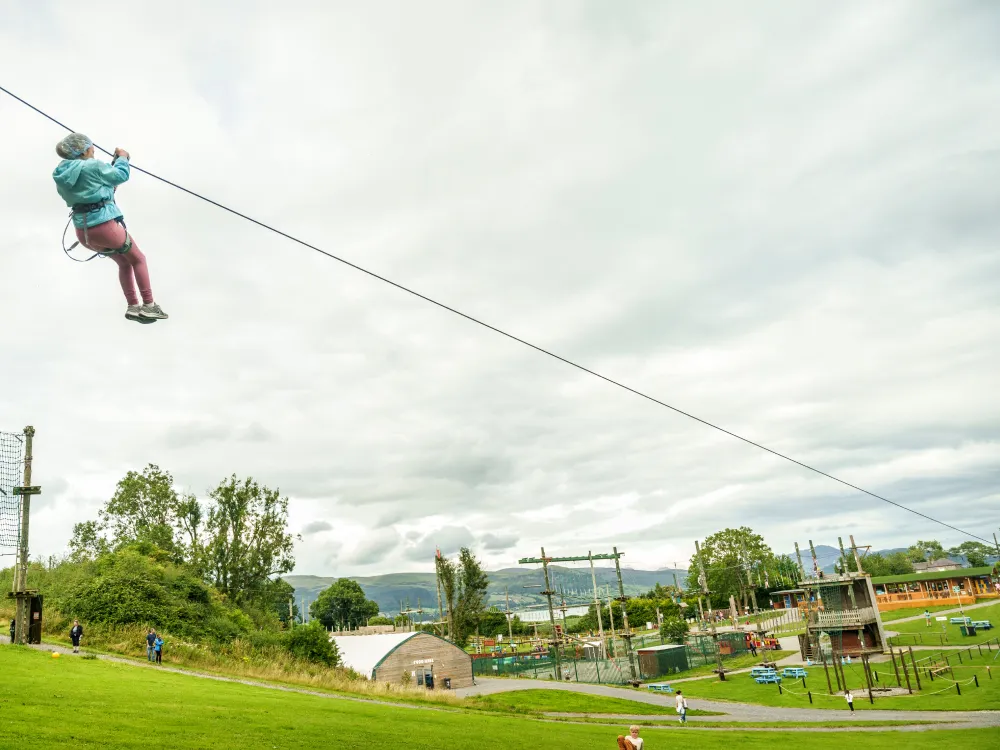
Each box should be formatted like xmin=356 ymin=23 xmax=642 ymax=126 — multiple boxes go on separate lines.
xmin=416 ymin=667 xmax=434 ymax=689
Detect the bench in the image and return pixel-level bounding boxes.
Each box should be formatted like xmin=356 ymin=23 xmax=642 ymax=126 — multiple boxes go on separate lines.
xmin=751 ymin=667 xmax=777 ymax=677
xmin=782 ymin=668 xmax=808 ymax=678
xmin=755 ymin=674 xmax=781 ymax=684
xmin=950 ymin=617 xmax=972 ymax=625
xmin=970 ymin=621 xmax=992 ymax=630
xmin=646 ymin=683 xmax=674 ymax=693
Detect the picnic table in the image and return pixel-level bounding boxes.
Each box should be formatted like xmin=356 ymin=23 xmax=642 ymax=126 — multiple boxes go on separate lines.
xmin=950 ymin=617 xmax=972 ymax=625
xmin=755 ymin=673 xmax=781 ymax=684
xmin=970 ymin=620 xmax=992 ymax=630
xmin=750 ymin=667 xmax=777 ymax=677
xmin=782 ymin=667 xmax=808 ymax=678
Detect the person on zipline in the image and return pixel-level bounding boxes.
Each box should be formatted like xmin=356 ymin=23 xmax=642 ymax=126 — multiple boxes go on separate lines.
xmin=53 ymin=133 xmax=168 ymax=323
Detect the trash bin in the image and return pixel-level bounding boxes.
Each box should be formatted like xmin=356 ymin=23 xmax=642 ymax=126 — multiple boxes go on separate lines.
xmin=443 ymin=678 xmax=452 ymax=690
xmin=960 ymin=625 xmax=977 ymax=637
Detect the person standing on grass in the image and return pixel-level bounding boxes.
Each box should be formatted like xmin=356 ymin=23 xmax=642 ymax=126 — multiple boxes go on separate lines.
xmin=146 ymin=629 xmax=157 ymax=662
xmin=154 ymin=634 xmax=164 ymax=664
xmin=70 ymin=620 xmax=84 ymax=653
xmin=616 ymin=726 xmax=643 ymax=749
xmin=675 ymin=690 xmax=688 ymax=723
xmin=8 ymin=618 xmax=14 ymax=643
xmin=845 ymin=689 xmax=855 ymax=713
xmin=924 ymin=610 xmax=931 ymax=627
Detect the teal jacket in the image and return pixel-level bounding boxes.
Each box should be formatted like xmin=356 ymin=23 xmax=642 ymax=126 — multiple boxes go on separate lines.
xmin=53 ymin=157 xmax=130 ymax=228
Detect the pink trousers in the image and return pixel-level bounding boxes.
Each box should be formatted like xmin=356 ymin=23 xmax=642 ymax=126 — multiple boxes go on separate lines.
xmin=75 ymin=220 xmax=153 ymax=306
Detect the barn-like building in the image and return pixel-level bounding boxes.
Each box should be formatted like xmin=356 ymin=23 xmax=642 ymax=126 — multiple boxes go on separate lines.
xmin=330 ymin=631 xmax=474 ymax=689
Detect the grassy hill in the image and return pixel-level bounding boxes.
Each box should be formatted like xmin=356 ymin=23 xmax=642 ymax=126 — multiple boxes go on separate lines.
xmin=2 ymin=646 xmax=993 ymax=748
xmin=286 ymin=566 xmax=687 ymax=618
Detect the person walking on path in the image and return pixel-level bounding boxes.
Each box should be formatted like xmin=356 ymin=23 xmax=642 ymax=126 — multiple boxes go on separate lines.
xmin=616 ymin=726 xmax=643 ymax=749
xmin=924 ymin=610 xmax=931 ymax=627
xmin=845 ymin=689 xmax=855 ymax=713
xmin=51 ymin=133 xmax=169 ymax=323
xmin=675 ymin=690 xmax=688 ymax=724
xmin=154 ymin=634 xmax=164 ymax=664
xmin=8 ymin=618 xmax=14 ymax=643
xmin=69 ymin=620 xmax=84 ymax=653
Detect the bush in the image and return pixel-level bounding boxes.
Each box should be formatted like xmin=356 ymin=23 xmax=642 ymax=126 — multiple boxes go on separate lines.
xmin=659 ymin=616 xmax=689 ymax=644
xmin=287 ymin=621 xmax=339 ymax=666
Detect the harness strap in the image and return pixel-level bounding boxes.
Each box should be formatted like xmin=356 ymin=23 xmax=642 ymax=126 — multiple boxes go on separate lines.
xmin=62 ymin=213 xmax=132 ymax=262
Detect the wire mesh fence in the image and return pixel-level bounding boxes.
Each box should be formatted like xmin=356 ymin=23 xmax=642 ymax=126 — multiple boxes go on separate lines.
xmin=0 ymin=430 xmax=24 ymax=550
xmin=471 ymin=631 xmax=752 ymax=684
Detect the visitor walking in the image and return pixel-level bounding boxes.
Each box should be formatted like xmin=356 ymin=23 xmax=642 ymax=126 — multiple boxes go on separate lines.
xmin=69 ymin=620 xmax=84 ymax=653
xmin=8 ymin=618 xmax=14 ymax=643
xmin=749 ymin=640 xmax=758 ymax=657
xmin=845 ymin=689 xmax=855 ymax=713
xmin=675 ymin=690 xmax=688 ymax=724
xmin=146 ymin=629 xmax=157 ymax=662
xmin=924 ymin=610 xmax=931 ymax=627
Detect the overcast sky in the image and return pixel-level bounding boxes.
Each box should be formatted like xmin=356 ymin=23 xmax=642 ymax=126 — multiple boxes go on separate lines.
xmin=1 ymin=1 xmax=998 ymax=579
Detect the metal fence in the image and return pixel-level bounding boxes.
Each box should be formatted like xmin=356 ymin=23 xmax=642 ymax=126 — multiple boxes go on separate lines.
xmin=471 ymin=631 xmax=751 ymax=684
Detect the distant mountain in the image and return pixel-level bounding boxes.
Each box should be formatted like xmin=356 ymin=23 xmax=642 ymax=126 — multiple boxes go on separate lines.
xmin=781 ymin=543 xmax=915 ymax=574
xmin=285 ymin=565 xmax=688 ymax=619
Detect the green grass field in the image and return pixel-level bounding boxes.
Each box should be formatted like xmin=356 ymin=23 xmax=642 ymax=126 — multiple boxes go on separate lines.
xmin=469 ymin=689 xmax=718 ymax=715
xmin=888 ymin=601 xmax=1000 ymax=645
xmin=878 ymin=601 xmax=991 ymax=623
xmin=1 ymin=646 xmax=995 ymax=748
xmin=672 ymin=650 xmax=1000 ymax=712
xmin=677 ymin=649 xmax=798 ymax=679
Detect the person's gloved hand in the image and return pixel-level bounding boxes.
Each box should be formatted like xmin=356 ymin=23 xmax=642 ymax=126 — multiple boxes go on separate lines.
xmin=114 ymin=147 xmax=130 ymax=160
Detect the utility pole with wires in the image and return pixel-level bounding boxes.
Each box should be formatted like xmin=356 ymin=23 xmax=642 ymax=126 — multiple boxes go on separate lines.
xmin=695 ymin=539 xmax=727 ymax=681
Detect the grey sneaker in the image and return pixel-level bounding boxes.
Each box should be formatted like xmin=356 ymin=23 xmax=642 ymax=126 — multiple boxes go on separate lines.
xmin=125 ymin=304 xmax=143 ymax=322
xmin=139 ymin=303 xmax=169 ymax=320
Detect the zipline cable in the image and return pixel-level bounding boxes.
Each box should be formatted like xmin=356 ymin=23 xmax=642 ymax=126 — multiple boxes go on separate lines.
xmin=1 ymin=83 xmax=992 ymax=544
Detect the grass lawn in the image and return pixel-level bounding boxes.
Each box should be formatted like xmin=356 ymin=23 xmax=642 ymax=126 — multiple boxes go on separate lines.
xmin=878 ymin=601 xmax=992 ymax=623
xmin=1 ymin=646 xmax=994 ymax=748
xmin=468 ymin=689 xmax=719 ymax=716
xmin=672 ymin=650 xmax=1000 ymax=712
xmin=888 ymin=601 xmax=1000 ymax=645
xmin=677 ymin=650 xmax=798 ymax=679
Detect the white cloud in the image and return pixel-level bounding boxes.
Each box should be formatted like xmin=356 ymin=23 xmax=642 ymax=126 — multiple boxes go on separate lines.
xmin=1 ymin=0 xmax=998 ymax=577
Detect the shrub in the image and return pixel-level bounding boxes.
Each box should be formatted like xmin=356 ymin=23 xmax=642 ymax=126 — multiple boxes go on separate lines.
xmin=287 ymin=621 xmax=340 ymax=667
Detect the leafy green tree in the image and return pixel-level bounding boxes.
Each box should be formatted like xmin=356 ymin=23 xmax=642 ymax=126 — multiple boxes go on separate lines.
xmin=862 ymin=551 xmax=914 ymax=577
xmin=907 ymin=540 xmax=945 ymax=563
xmin=949 ymin=542 xmax=992 ymax=568
xmin=287 ymin=621 xmax=340 ymax=666
xmin=688 ymin=527 xmax=775 ymax=610
xmin=98 ymin=464 xmax=183 ymax=556
xmin=68 ymin=520 xmax=109 ymax=562
xmin=436 ymin=547 xmax=490 ymax=648
xmin=204 ymin=476 xmax=297 ymax=606
xmin=659 ymin=616 xmax=689 ymax=644
xmin=310 ymin=578 xmax=379 ymax=630
xmin=368 ymin=616 xmax=394 ymax=626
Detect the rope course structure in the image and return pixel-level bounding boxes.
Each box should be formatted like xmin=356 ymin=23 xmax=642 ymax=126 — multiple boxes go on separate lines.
xmin=0 ymin=430 xmax=25 ymax=551
xmin=0 ymin=82 xmax=993 ymax=545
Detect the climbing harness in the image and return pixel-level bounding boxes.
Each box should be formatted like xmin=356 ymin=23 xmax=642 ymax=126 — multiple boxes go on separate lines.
xmin=62 ymin=203 xmax=132 ymax=262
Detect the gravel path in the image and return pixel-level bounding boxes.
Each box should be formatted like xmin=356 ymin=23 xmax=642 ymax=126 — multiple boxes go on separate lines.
xmin=458 ymin=677 xmax=1000 ymax=728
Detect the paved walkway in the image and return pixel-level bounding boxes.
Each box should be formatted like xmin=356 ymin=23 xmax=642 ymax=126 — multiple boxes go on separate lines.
xmin=457 ymin=678 xmax=1000 ymax=728
xmin=885 ymin=600 xmax=996 ymax=625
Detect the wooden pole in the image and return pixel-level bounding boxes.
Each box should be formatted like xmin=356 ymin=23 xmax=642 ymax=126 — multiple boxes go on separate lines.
xmin=819 ymin=642 xmax=834 ymax=694
xmin=889 ymin=645 xmax=901 ymax=687
xmin=900 ymin=647 xmax=913 ymax=694
xmin=13 ymin=426 xmax=36 ymax=646
xmin=908 ymin=646 xmax=922 ymax=690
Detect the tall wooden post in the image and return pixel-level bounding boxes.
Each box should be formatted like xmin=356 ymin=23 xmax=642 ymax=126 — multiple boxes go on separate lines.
xmin=819 ymin=642 xmax=834 ymax=694
xmin=588 ymin=552 xmax=606 ymax=659
xmin=849 ymin=535 xmax=865 ymax=575
xmin=13 ymin=426 xmax=39 ymax=646
xmin=540 ymin=548 xmax=562 ymax=680
xmin=613 ymin=547 xmax=638 ymax=683
xmin=908 ymin=646 xmax=922 ymax=690
xmin=696 ymin=540 xmax=726 ymax=681
xmin=794 ymin=542 xmax=806 ymax=580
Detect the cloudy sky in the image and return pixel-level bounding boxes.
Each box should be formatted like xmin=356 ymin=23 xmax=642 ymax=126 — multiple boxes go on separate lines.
xmin=1 ymin=1 xmax=998 ymax=579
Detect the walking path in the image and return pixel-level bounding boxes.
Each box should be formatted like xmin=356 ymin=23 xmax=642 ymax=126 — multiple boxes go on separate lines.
xmin=457 ymin=678 xmax=1000 ymax=729
xmin=885 ymin=600 xmax=996 ymax=625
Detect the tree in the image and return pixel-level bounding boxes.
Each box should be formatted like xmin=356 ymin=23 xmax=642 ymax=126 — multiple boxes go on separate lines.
xmin=949 ymin=542 xmax=992 ymax=568
xmin=204 ymin=475 xmax=298 ymax=606
xmin=907 ymin=540 xmax=945 ymax=563
xmin=659 ymin=616 xmax=689 ymax=644
xmin=287 ymin=621 xmax=340 ymax=666
xmin=310 ymin=578 xmax=379 ymax=630
xmin=369 ymin=616 xmax=394 ymax=626
xmin=68 ymin=520 xmax=109 ymax=562
xmin=862 ymin=552 xmax=914 ymax=577
xmin=98 ymin=464 xmax=183 ymax=556
xmin=688 ymin=527 xmax=775 ymax=610
xmin=436 ymin=547 xmax=490 ymax=648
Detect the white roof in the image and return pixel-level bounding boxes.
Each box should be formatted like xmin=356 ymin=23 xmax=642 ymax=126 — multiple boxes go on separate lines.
xmin=636 ymin=643 xmax=686 ymax=653
xmin=330 ymin=632 xmax=419 ymax=678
